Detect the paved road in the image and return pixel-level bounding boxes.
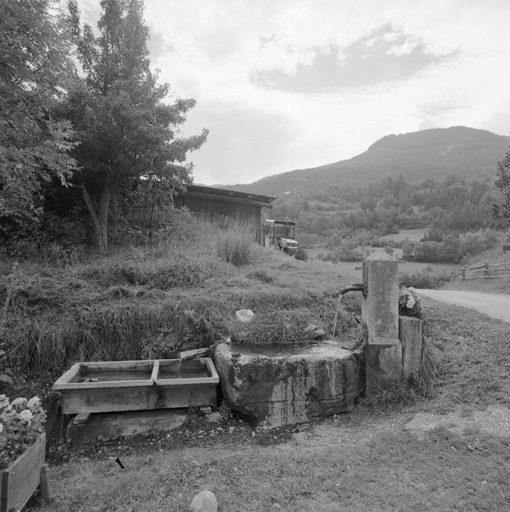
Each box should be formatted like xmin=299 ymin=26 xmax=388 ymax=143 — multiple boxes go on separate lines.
xmin=416 ymin=289 xmax=510 ymax=324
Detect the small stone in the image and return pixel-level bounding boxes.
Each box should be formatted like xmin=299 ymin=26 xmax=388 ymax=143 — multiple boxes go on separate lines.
xmin=205 ymin=412 xmax=222 ymax=424
xmin=311 ymin=328 xmax=326 ymax=339
xmin=228 ymin=426 xmax=235 ymax=434
xmin=251 ymin=431 xmax=256 ymax=437
xmin=190 ymin=490 xmax=217 ymax=512
xmin=235 ymin=309 xmax=255 ymax=323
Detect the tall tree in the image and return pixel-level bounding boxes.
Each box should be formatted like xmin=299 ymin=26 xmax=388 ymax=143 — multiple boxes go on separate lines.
xmin=64 ymin=0 xmax=208 ymax=252
xmin=491 ymin=147 xmax=510 ymax=228
xmin=0 ymin=0 xmax=77 ymax=231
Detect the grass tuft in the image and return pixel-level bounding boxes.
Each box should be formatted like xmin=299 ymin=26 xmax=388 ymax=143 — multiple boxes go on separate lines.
xmin=216 ymin=226 xmax=261 ymax=267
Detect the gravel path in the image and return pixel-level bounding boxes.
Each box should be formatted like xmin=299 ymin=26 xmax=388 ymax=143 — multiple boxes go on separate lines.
xmin=416 ymin=289 xmax=510 ymax=324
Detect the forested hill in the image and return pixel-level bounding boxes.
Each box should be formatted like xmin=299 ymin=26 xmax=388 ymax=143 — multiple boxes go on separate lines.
xmin=226 ymin=127 xmax=510 ymax=196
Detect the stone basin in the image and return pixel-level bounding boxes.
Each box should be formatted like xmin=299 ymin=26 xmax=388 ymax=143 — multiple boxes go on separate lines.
xmin=214 ymin=342 xmax=359 ymax=429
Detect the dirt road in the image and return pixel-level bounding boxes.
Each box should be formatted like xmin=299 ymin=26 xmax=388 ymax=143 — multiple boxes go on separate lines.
xmin=416 ymin=289 xmax=510 ymax=323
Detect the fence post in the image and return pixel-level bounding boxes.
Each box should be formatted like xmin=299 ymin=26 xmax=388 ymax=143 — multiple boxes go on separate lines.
xmin=362 ymin=251 xmax=402 ymax=397
xmin=399 ymin=316 xmax=423 ymax=383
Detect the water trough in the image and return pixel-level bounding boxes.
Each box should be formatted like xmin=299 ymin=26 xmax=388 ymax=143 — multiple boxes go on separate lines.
xmin=214 ymin=341 xmax=359 ymax=429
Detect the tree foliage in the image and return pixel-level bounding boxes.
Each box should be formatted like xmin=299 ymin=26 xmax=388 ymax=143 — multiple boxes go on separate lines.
xmin=0 ymin=0 xmax=77 ymax=231
xmin=491 ymin=147 xmax=510 ymax=228
xmin=63 ymin=0 xmax=208 ymax=252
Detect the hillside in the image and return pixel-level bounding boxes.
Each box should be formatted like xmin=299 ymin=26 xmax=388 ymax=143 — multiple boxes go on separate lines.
xmin=227 ymin=127 xmax=510 ymax=196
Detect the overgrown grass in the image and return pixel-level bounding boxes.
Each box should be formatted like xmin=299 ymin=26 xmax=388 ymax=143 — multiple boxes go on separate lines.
xmin=216 ymin=225 xmax=262 ymax=266
xmin=0 ymin=223 xmax=352 ymax=379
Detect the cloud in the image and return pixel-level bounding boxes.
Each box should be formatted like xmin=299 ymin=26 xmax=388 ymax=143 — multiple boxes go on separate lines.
xmin=72 ymin=0 xmax=510 ymax=185
xmin=183 ymin=100 xmax=299 ymax=185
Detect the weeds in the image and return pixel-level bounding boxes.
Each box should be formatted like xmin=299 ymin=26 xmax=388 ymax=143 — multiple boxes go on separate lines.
xmin=216 ymin=226 xmax=260 ymax=267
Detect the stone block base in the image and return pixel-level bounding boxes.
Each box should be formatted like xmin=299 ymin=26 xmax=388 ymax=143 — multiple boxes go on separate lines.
xmin=214 ymin=342 xmax=359 ymax=429
xmin=365 ymin=343 xmax=402 ymax=397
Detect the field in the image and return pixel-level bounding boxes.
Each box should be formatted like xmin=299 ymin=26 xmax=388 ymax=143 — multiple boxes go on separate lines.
xmin=380 ymin=228 xmax=429 ymax=243
xmin=306 ymin=258 xmax=456 ymax=283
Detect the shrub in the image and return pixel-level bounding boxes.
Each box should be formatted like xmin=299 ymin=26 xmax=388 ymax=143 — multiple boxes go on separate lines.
xmin=295 ymin=248 xmax=308 ymax=261
xmin=398 ymin=287 xmax=423 ymax=319
xmin=216 ymin=227 xmax=258 ymax=267
xmin=399 ymin=270 xmax=451 ymax=289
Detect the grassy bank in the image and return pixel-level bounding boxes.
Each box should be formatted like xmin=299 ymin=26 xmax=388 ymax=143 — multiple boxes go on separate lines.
xmin=0 ymin=225 xmax=357 ymax=378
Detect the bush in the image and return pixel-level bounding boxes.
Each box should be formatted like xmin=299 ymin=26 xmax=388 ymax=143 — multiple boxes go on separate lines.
xmin=295 ymin=248 xmax=308 ymax=261
xmin=216 ymin=227 xmax=258 ymax=267
xmin=398 ymin=287 xmax=423 ymax=319
xmin=399 ymin=270 xmax=451 ymax=289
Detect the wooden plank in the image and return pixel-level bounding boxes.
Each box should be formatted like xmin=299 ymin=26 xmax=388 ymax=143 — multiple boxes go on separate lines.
xmin=150 ymin=360 xmax=159 ymax=383
xmin=66 ymin=409 xmax=189 ymax=447
xmin=60 ymin=382 xmax=218 ymax=415
xmin=399 ymin=316 xmax=423 ymax=383
xmin=39 ymin=464 xmax=52 ymax=504
xmin=53 ymin=360 xmax=156 ymax=391
xmin=0 ymin=434 xmax=45 ymax=512
xmin=74 ymin=413 xmax=91 ymax=425
xmin=179 ymin=348 xmax=210 ymax=360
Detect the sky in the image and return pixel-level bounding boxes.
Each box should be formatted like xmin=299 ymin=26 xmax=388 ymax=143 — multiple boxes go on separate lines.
xmin=73 ymin=0 xmax=510 ymax=186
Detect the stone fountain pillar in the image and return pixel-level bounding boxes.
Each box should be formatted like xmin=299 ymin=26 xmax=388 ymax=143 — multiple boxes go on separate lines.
xmin=362 ymin=251 xmax=402 ymax=396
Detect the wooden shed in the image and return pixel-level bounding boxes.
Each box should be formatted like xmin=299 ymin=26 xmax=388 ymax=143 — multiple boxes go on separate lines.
xmin=174 ymin=185 xmax=276 ymax=241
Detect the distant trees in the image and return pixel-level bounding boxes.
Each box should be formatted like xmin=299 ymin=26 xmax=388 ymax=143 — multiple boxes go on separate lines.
xmin=491 ymin=147 xmax=510 ymax=228
xmin=61 ymin=0 xmax=207 ymax=252
xmin=0 ymin=0 xmax=77 ymax=233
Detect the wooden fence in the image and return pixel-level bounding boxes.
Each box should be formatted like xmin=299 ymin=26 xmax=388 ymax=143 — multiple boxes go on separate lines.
xmin=451 ymin=261 xmax=510 ymax=280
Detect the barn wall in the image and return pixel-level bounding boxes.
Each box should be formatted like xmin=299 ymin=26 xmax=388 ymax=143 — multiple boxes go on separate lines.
xmin=174 ymin=195 xmax=264 ymax=241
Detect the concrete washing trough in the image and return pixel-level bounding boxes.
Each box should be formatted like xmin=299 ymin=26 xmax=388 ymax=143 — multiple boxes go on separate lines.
xmin=214 ymin=341 xmax=359 ymax=429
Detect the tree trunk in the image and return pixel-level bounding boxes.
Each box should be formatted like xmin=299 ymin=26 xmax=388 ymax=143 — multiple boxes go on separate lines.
xmin=82 ymin=185 xmax=112 ymax=254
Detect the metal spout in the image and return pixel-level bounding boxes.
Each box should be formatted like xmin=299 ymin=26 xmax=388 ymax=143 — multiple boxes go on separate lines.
xmin=339 ymin=282 xmax=367 ymax=298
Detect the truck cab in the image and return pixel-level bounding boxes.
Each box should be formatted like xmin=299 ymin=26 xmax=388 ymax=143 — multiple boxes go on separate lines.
xmin=263 ymin=220 xmax=299 ymax=255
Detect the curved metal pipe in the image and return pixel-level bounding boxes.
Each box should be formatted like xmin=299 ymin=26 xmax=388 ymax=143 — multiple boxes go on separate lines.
xmin=339 ymin=283 xmax=367 ymax=297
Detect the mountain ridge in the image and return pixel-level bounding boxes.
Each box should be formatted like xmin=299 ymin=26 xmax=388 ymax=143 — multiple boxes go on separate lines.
xmin=222 ymin=126 xmax=510 ymax=197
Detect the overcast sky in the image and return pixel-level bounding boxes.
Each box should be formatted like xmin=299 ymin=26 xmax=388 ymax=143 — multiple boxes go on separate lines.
xmin=74 ymin=0 xmax=510 ymax=186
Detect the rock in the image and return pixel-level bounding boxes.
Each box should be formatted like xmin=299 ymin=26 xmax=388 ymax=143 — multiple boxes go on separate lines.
xmin=235 ymin=309 xmax=255 ymax=323
xmin=292 ymin=432 xmax=308 ymax=444
xmin=214 ymin=341 xmax=359 ymax=429
xmin=204 ymin=412 xmax=222 ymax=424
xmin=311 ymin=328 xmax=326 ymax=339
xmin=190 ymin=490 xmax=217 ymax=512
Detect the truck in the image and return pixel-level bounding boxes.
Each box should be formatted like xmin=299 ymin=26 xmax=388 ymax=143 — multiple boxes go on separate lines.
xmin=263 ymin=219 xmax=299 ymax=255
